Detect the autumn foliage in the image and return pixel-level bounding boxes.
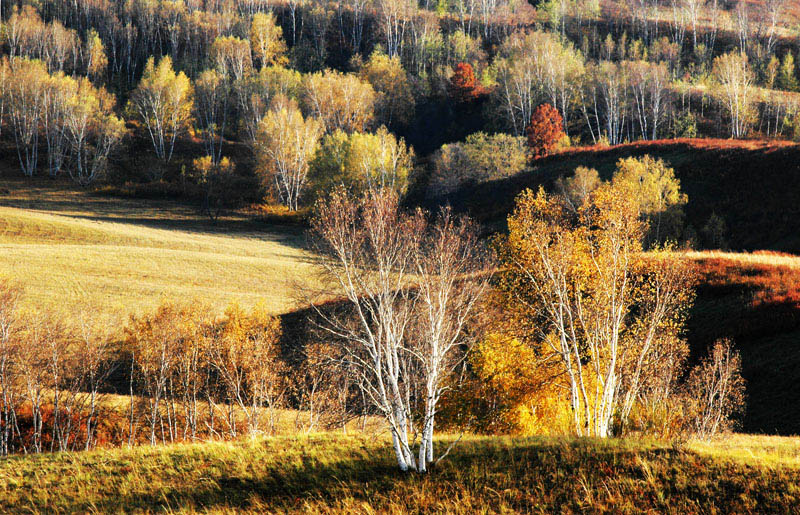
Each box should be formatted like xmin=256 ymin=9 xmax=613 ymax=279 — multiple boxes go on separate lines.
xmin=448 ymin=62 xmax=481 ymax=103
xmin=526 ymin=103 xmax=565 ymax=158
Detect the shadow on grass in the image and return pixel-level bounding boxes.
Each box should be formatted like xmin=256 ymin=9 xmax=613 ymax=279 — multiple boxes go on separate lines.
xmin=7 ymin=436 xmax=800 ymax=513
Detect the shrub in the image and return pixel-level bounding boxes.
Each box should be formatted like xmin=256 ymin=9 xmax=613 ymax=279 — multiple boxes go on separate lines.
xmin=684 ymin=339 xmax=746 ymax=439
xmin=526 ymin=103 xmax=565 ymax=158
xmin=427 ymin=132 xmax=526 ymax=196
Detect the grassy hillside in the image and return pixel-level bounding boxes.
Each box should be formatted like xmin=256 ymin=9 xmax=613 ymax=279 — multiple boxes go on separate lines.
xmin=428 ymin=139 xmax=800 ymax=252
xmin=2 ymin=433 xmax=800 ymax=513
xmin=0 ymin=179 xmax=320 ymax=319
xmin=4 ymin=180 xmax=800 ymax=435
xmin=687 ymin=251 xmax=800 ymax=435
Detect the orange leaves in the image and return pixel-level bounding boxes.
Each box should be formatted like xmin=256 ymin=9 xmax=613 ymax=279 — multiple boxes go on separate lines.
xmin=448 ymin=62 xmax=484 ymax=104
xmin=526 ymin=103 xmax=565 ymax=158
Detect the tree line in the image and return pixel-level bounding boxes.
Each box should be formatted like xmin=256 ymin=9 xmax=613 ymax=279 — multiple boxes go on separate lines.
xmin=3 ymin=0 xmax=798 ymax=215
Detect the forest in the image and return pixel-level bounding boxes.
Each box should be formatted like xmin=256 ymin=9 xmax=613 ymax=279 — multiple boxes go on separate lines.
xmin=1 ymin=0 xmax=800 ymax=512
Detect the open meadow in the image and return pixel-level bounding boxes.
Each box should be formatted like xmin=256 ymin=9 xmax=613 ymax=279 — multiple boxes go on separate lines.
xmin=0 ymin=179 xmax=320 ymax=320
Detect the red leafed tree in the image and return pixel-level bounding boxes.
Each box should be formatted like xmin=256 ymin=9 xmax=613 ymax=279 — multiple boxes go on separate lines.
xmin=526 ymin=103 xmax=565 ymax=158
xmin=448 ymin=62 xmax=478 ymax=103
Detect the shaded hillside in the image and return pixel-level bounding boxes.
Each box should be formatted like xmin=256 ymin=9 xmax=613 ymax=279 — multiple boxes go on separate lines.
xmin=687 ymin=252 xmax=800 ymax=435
xmin=426 ymin=139 xmax=800 ymax=252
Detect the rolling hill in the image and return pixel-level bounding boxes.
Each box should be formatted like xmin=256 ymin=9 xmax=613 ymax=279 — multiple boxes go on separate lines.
xmin=427 ymin=139 xmax=800 ymax=252
xmin=3 ymin=175 xmax=800 ymax=435
xmin=0 ymin=179 xmax=321 ymax=320
xmin=688 ymin=251 xmax=800 ymax=435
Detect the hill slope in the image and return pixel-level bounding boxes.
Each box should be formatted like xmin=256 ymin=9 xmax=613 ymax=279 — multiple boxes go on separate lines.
xmin=429 ymin=139 xmax=800 ymax=252
xmin=0 ymin=180 xmax=320 ymax=319
xmin=688 ymin=251 xmax=800 ymax=435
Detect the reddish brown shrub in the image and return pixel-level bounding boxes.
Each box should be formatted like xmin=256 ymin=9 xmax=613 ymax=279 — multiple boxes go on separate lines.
xmin=448 ymin=63 xmax=479 ymax=104
xmin=526 ymin=103 xmax=565 ymax=158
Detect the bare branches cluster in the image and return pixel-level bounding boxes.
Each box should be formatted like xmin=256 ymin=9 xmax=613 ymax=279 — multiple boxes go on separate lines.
xmin=0 ymin=279 xmax=116 ymax=455
xmin=310 ymin=188 xmax=493 ymax=472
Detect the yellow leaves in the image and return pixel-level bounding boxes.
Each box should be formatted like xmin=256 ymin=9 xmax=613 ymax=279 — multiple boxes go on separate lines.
xmin=303 ymin=70 xmax=377 ymax=133
xmin=86 ymin=29 xmax=107 ymax=82
xmin=358 ymin=50 xmax=415 ymax=128
xmin=211 ymin=36 xmax=252 ymax=80
xmin=611 ymin=156 xmax=687 ymax=218
xmin=125 ymin=300 xmax=212 ymax=373
xmin=458 ymin=333 xmax=572 ymax=435
xmin=216 ymin=302 xmax=282 ymax=378
xmin=490 ymin=174 xmax=695 ymax=436
xmin=254 ymin=101 xmax=324 ymax=209
xmin=250 ymin=12 xmax=287 ymax=67
xmin=132 ymin=56 xmax=194 ymax=132
xmin=473 ymin=334 xmax=537 ymax=397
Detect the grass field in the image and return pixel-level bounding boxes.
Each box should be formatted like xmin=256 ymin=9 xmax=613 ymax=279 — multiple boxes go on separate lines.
xmin=0 ymin=179 xmax=320 ymax=320
xmin=2 ymin=433 xmax=800 ymax=513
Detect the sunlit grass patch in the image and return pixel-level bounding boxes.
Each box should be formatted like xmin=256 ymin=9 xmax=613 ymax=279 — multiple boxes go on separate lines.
xmin=2 ymin=433 xmax=800 ymax=513
xmin=0 ymin=180 xmax=321 ymax=320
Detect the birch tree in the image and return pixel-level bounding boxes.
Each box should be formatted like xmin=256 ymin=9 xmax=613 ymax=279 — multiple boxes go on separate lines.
xmin=685 ymin=339 xmax=745 ymax=439
xmin=62 ymin=78 xmax=126 ymax=186
xmin=411 ymin=209 xmax=491 ymax=472
xmin=0 ymin=280 xmax=21 ymax=456
xmin=41 ymin=73 xmax=73 ymax=177
xmin=250 ymin=12 xmax=287 ymax=68
xmin=712 ymin=51 xmax=753 ymax=139
xmin=303 ymin=70 xmax=376 ymax=133
xmin=763 ymin=0 xmax=785 ymax=56
xmin=625 ymin=61 xmax=670 ymax=140
xmin=194 ymin=69 xmax=229 ymax=164
xmin=376 ymin=0 xmax=415 ymax=58
xmin=492 ymin=30 xmax=584 ymax=135
xmin=310 ymin=189 xmax=423 ymax=471
xmin=207 ymin=305 xmax=284 ymax=437
xmin=493 ymin=185 xmax=695 ymax=437
xmin=5 ymin=58 xmax=48 ymax=176
xmin=310 ymin=189 xmax=490 ymax=472
xmin=234 ymin=65 xmax=303 ymax=142
xmin=253 ymin=101 xmax=323 ymax=210
xmin=128 ymin=56 xmax=194 ymax=167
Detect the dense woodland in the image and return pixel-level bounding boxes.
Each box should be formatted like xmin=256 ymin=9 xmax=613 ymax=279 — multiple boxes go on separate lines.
xmin=0 ymin=0 xmax=795 ymax=474
xmin=1 ymin=0 xmax=799 ymax=200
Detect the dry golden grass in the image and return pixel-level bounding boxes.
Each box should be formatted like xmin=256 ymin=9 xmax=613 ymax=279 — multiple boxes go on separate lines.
xmin=689 ymin=434 xmax=800 ymax=469
xmin=3 ymin=432 xmax=800 ymax=513
xmin=686 ymin=250 xmax=800 ymax=270
xmin=0 ymin=180 xmax=321 ymax=320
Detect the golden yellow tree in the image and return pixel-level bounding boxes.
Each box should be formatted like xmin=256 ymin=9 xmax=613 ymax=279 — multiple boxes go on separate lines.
xmin=611 ymin=155 xmax=687 ymax=244
xmin=85 ymin=29 xmax=107 ymax=83
xmin=207 ymin=304 xmax=284 ymax=436
xmin=250 ymin=12 xmax=287 ymax=68
xmin=309 ymin=126 xmax=414 ymax=197
xmin=358 ymin=51 xmax=415 ymax=128
xmin=128 ymin=56 xmax=194 ymax=168
xmin=303 ymin=70 xmax=376 ymax=133
xmin=62 ymin=77 xmax=126 ymax=186
xmin=253 ymin=101 xmax=324 ymax=210
xmin=493 ymin=184 xmax=695 ymax=437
